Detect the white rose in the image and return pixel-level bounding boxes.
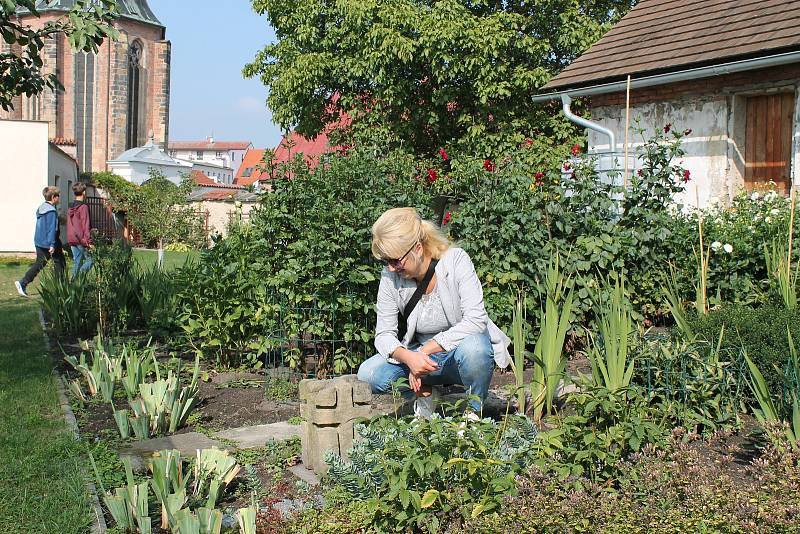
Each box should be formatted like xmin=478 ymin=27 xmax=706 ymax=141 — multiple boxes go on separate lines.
xmin=770 ymin=208 xmax=780 ymax=215
xmin=766 ymin=216 xmax=772 ymax=223
xmin=711 ymin=241 xmax=722 ymax=251
xmin=765 ymin=191 xmax=777 ymax=201
xmin=723 ymin=243 xmax=733 ymax=253
xmin=751 ymin=192 xmax=760 ymax=201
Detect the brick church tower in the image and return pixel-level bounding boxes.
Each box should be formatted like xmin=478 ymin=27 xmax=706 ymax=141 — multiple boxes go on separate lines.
xmin=1 ymin=0 xmax=170 ymax=173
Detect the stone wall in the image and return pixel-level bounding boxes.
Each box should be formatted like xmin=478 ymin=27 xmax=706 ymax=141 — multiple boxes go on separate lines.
xmin=0 ymin=12 xmax=170 ymax=172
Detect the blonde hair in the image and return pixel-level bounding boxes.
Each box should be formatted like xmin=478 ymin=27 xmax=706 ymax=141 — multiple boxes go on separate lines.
xmin=371 ymin=207 xmax=451 ymax=261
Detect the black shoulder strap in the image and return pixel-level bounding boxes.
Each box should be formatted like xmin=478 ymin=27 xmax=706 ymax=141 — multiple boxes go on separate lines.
xmin=398 ymin=258 xmax=439 ymax=341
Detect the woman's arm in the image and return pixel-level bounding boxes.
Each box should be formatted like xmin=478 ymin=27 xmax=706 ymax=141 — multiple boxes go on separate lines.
xmin=433 ymin=250 xmax=489 ymax=351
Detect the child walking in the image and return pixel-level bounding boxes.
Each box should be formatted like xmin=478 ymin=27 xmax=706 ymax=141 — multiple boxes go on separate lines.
xmin=67 ymin=182 xmax=93 ymax=277
xmin=15 ymin=186 xmax=66 ymax=297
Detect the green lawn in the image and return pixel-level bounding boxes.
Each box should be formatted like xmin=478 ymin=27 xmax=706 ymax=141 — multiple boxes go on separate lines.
xmin=132 ymin=248 xmax=199 ymax=271
xmin=0 ymin=262 xmax=92 ymax=533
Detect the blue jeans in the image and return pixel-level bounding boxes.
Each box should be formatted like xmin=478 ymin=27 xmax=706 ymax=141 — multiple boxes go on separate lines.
xmin=357 ymin=333 xmax=495 ymax=413
xmin=70 ymin=245 xmax=93 ymax=277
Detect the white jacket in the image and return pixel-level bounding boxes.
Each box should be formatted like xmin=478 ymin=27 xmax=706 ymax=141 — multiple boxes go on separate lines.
xmin=374 ymin=247 xmax=511 ymax=368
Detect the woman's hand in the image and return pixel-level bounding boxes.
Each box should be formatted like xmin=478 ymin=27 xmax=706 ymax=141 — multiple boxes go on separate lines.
xmin=406 ymin=350 xmax=439 ymax=377
xmin=409 ymin=372 xmax=422 ymax=393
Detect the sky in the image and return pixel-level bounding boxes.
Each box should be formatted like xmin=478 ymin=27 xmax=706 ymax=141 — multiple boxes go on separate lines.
xmin=148 ymin=0 xmax=283 ymax=149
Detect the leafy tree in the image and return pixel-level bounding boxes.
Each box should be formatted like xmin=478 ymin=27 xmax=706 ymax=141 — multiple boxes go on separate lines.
xmin=0 ymin=0 xmax=118 ymax=111
xmin=244 ymin=0 xmax=636 ymax=159
xmin=107 ymin=170 xmax=205 ymax=257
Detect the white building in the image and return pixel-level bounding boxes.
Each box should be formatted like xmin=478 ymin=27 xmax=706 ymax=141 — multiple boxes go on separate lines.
xmin=176 ymin=158 xmax=233 ymax=185
xmin=168 ymin=137 xmax=252 ymax=178
xmin=107 ymin=134 xmax=188 ymax=185
xmin=0 ymin=119 xmax=79 ymax=252
xmin=107 ymin=133 xmax=240 ymax=187
xmin=534 ymin=0 xmax=800 ymax=209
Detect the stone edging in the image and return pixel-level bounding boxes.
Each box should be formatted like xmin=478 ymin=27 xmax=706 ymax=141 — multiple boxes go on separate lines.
xmin=38 ymin=309 xmax=108 ymax=534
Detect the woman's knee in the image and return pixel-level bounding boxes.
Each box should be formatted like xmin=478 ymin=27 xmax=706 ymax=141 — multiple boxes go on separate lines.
xmin=357 ymin=355 xmax=403 ymax=393
xmin=454 ymin=334 xmax=494 ymax=377
xmin=456 ymin=333 xmax=493 ymax=361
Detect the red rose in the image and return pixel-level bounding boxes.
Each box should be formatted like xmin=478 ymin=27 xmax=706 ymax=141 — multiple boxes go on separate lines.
xmin=442 ymin=211 xmax=452 ymax=225
xmin=664 ymin=123 xmax=672 ymax=133
xmin=571 ymin=144 xmax=581 ymax=156
xmin=682 ymin=169 xmax=691 ymax=182
xmin=426 ymin=168 xmax=438 ymax=183
xmin=535 ymin=180 xmax=544 ymax=187
xmin=684 ymin=128 xmax=692 ymax=136
xmin=563 ymin=162 xmax=571 ymax=171
xmin=483 ymin=159 xmax=495 ymax=172
xmin=637 ymin=169 xmax=643 ymax=176
xmin=438 ymin=148 xmax=448 ymax=161
xmin=524 ymin=138 xmax=534 ymax=148
xmin=535 ymin=171 xmax=545 ymax=179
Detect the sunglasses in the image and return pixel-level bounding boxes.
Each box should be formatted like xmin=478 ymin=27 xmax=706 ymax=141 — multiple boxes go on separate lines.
xmin=385 ymin=242 xmax=417 ymax=268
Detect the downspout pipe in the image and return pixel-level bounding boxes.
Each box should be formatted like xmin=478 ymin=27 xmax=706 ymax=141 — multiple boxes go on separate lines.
xmin=561 ymin=94 xmax=616 ymax=153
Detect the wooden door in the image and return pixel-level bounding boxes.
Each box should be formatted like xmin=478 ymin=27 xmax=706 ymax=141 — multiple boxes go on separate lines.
xmin=745 ymin=93 xmax=795 ymax=194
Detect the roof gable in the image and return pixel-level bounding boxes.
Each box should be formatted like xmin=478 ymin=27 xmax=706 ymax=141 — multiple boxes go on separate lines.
xmin=234 ymin=149 xmax=268 ymax=186
xmin=543 ymin=0 xmax=800 ymax=92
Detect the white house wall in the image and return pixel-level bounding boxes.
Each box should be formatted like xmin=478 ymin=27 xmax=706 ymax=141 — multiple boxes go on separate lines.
xmin=48 ymin=144 xmax=79 ymax=241
xmin=589 ymin=96 xmax=732 ymax=209
xmin=589 ymin=86 xmax=800 ymax=207
xmin=0 ymin=120 xmax=50 ymax=252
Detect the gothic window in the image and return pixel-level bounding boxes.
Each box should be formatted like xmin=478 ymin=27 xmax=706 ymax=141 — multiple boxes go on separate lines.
xmin=126 ymin=40 xmax=143 ymax=150
xmin=74 ymin=51 xmax=96 ymax=171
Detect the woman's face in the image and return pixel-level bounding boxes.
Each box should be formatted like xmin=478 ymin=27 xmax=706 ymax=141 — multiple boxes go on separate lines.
xmin=387 ymin=242 xmax=424 ymax=279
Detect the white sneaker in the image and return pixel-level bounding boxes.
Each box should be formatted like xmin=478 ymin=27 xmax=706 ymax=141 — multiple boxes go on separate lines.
xmin=413 ymin=388 xmax=439 ymax=419
xmin=15 ymin=281 xmax=28 ymax=297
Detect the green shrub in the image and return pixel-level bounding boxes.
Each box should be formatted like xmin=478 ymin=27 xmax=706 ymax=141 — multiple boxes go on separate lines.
xmin=325 ymin=412 xmax=539 ymax=533
xmin=633 ymin=336 xmax=744 ymax=434
xmin=444 ymin=127 xmax=695 ymax=333
xmin=534 ymin=385 xmax=667 ymax=485
xmin=699 ymin=189 xmax=796 ymax=306
xmin=179 ymin=148 xmax=433 ymax=373
xmin=688 ymin=303 xmax=800 ymax=399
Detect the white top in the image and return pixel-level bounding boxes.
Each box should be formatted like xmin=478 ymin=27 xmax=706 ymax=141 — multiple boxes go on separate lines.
xmin=373 ymin=247 xmax=511 ymax=368
xmin=415 ymin=285 xmax=452 ymax=346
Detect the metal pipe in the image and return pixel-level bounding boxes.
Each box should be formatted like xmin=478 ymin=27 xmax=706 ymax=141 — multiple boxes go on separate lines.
xmin=561 ymin=94 xmax=616 ymax=152
xmin=533 ymin=50 xmax=800 ymax=102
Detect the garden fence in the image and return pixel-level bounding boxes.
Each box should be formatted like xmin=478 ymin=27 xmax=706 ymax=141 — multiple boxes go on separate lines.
xmin=637 ymin=332 xmax=749 ymax=416
xmin=255 ymin=289 xmax=374 ymax=397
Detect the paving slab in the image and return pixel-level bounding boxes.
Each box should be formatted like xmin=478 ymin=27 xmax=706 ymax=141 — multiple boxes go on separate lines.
xmin=288 ymin=463 xmax=321 ymax=486
xmin=120 ymin=432 xmax=225 ymax=470
xmin=214 ymin=421 xmax=301 ymax=449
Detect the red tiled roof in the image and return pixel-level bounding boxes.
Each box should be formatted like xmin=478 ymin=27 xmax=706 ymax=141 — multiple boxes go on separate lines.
xmin=51 ymin=137 xmax=76 ymax=146
xmin=233 ymin=116 xmax=352 ymax=185
xmin=169 ymin=140 xmax=253 ymax=151
xmin=191 ymin=170 xmax=216 ymax=186
xmin=543 ymin=0 xmax=800 ymax=92
xmin=192 ymin=171 xmax=245 ymax=190
xmin=234 ymin=149 xmax=268 ymax=186
xmin=201 ymin=190 xmax=242 ymax=201
xmin=273 ymin=131 xmax=332 ymax=168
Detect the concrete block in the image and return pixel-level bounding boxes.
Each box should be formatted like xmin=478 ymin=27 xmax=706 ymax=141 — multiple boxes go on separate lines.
xmin=298 ymin=375 xmax=375 ymax=476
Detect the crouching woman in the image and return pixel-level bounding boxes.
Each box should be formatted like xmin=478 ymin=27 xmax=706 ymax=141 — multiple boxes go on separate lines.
xmin=357 ymin=207 xmax=510 ymax=416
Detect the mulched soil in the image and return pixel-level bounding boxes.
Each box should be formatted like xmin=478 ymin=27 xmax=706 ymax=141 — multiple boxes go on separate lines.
xmin=53 ymin=337 xmax=301 ymax=443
